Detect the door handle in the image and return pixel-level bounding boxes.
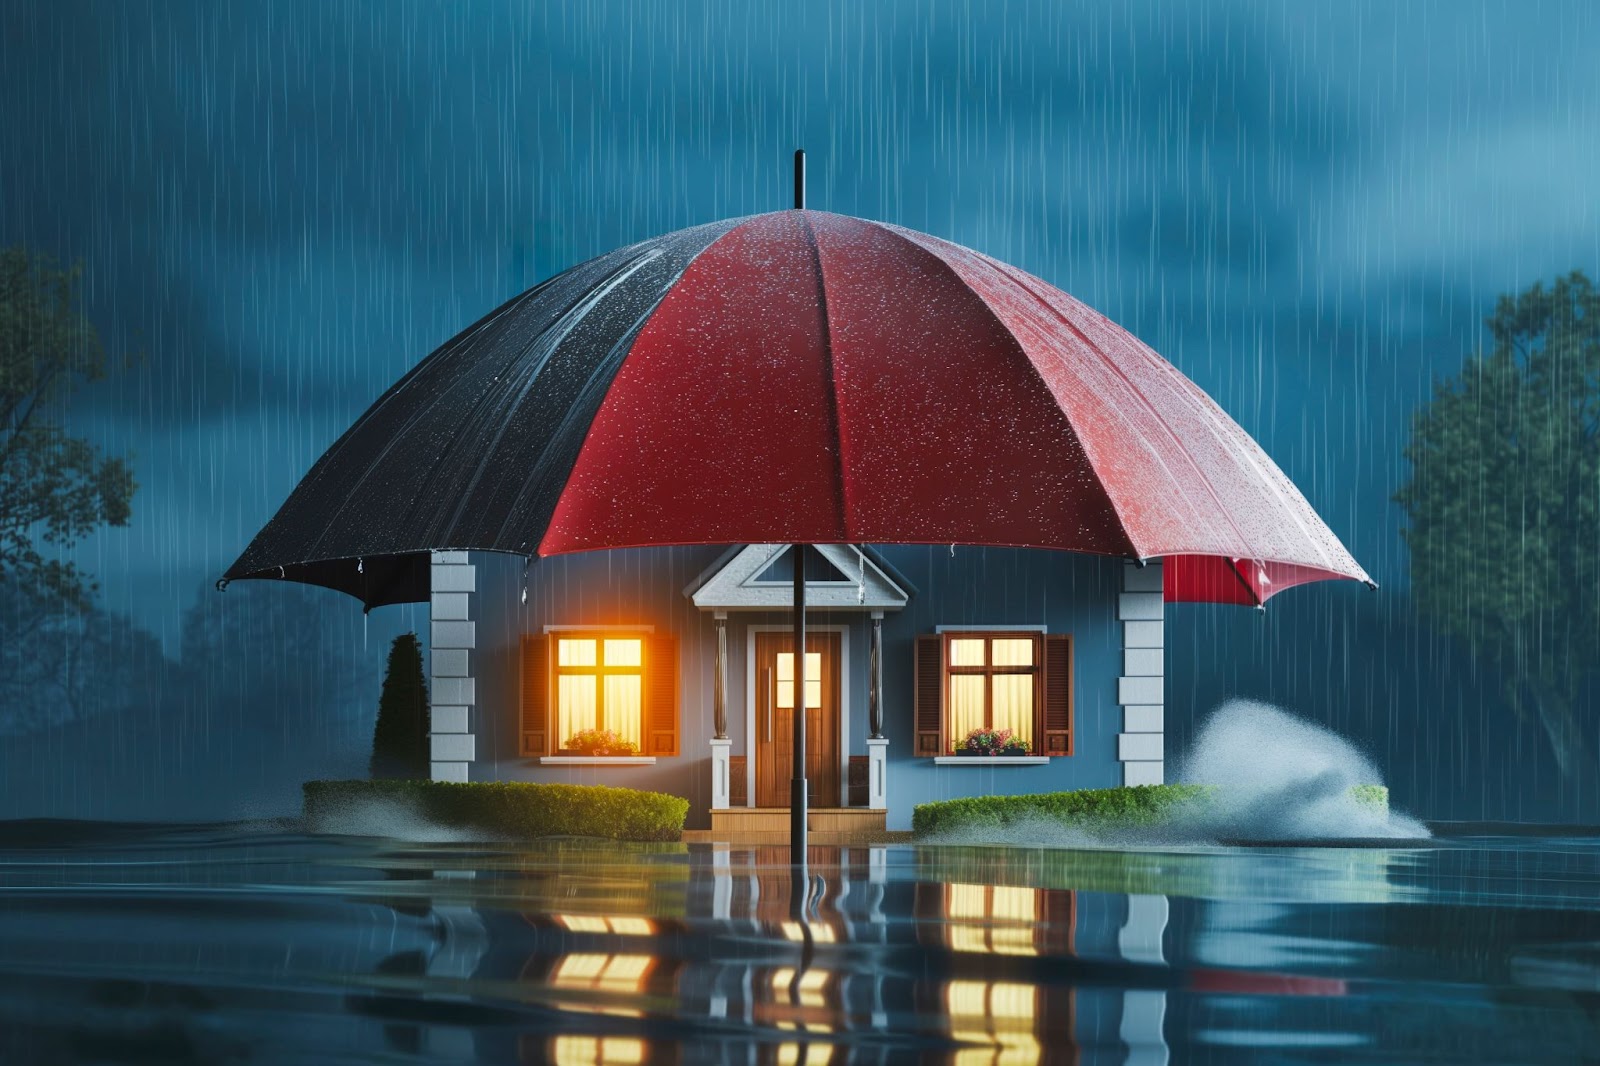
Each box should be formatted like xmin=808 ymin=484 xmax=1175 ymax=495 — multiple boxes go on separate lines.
xmin=762 ymin=667 xmax=771 ymax=742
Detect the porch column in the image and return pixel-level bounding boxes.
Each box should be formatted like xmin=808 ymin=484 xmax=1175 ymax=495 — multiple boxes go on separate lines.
xmin=713 ymin=612 xmax=728 ymax=738
xmin=430 ymin=551 xmax=477 ymax=782
xmin=1118 ymin=560 xmax=1165 ymax=786
xmin=710 ymin=611 xmax=732 ymax=809
xmin=866 ymin=611 xmax=887 ymax=810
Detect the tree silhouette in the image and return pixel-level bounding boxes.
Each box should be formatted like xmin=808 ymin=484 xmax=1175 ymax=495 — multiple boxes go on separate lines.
xmin=1397 ymin=271 xmax=1599 ymax=776
xmin=369 ymin=633 xmax=430 ymax=779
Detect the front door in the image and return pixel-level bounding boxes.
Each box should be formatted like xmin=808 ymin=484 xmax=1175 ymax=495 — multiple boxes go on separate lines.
xmin=754 ymin=631 xmax=841 ymax=808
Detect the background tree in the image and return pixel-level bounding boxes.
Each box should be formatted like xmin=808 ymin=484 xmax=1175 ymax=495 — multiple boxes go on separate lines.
xmin=369 ymin=633 xmax=430 ymax=779
xmin=1396 ymin=271 xmax=1600 ymax=776
xmin=0 ymin=247 xmax=136 ymax=608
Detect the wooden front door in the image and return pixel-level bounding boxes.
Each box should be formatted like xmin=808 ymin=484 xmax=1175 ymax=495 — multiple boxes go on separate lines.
xmin=754 ymin=631 xmax=841 ymax=808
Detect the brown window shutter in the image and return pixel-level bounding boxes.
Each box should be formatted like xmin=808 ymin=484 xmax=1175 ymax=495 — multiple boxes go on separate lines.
xmin=520 ymin=634 xmax=550 ymax=756
xmin=1042 ymin=634 xmax=1073 ymax=756
xmin=645 ymin=633 xmax=680 ymax=756
xmin=914 ymin=634 xmax=944 ymax=756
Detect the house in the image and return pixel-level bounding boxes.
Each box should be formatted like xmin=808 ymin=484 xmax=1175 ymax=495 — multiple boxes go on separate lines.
xmin=221 ymin=207 xmax=1367 ymax=833
xmin=426 ymin=541 xmax=1167 ymax=833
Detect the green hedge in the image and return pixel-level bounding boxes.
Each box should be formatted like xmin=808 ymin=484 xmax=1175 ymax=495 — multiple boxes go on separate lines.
xmin=912 ymin=783 xmax=1390 ymax=838
xmin=1350 ymin=784 xmax=1389 ymax=812
xmin=304 ymin=779 xmax=689 ymax=842
xmin=912 ymin=784 xmax=1211 ymax=837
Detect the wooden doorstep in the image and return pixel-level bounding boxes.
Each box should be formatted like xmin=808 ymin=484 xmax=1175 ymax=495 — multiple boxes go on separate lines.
xmin=707 ymin=807 xmax=888 ymax=843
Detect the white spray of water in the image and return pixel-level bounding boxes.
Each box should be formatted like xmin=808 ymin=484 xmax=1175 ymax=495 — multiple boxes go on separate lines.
xmin=305 ymin=794 xmax=495 ymax=842
xmin=1173 ymin=699 xmax=1430 ymax=841
xmin=922 ymin=699 xmax=1429 ymax=847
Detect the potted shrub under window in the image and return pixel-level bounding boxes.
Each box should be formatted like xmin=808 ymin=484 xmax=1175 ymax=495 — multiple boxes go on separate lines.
xmin=564 ymin=729 xmax=640 ymax=757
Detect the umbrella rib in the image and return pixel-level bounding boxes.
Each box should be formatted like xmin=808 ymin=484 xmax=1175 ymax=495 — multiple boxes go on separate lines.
xmin=446 ymin=246 xmax=667 ymax=548
xmin=795 ymin=212 xmax=851 ymax=539
xmin=980 ymin=254 xmax=1271 ymax=568
xmin=1227 ymin=557 xmax=1263 ymax=608
xmin=869 ymin=221 xmax=1142 ymax=560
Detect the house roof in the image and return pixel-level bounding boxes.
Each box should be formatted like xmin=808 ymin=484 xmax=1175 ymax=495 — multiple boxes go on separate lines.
xmin=683 ymin=543 xmax=916 ymax=612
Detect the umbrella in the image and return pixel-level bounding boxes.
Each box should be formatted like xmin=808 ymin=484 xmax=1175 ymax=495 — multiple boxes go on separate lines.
xmin=224 ymin=152 xmax=1370 ymax=859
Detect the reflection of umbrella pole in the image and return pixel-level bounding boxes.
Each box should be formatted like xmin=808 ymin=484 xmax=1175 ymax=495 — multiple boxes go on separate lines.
xmin=791 ymin=541 xmax=809 ymax=867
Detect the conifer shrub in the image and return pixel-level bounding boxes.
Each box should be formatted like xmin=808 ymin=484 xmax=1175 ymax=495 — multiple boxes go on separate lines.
xmin=304 ymin=778 xmax=689 ymax=841
xmin=369 ymin=633 xmax=429 ymax=779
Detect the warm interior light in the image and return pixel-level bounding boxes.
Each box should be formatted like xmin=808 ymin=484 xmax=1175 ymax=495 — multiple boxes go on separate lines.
xmin=555 ymin=635 xmax=644 ymax=751
xmin=551 ymin=1035 xmax=646 ymax=1065
xmin=775 ymin=652 xmax=822 ymax=710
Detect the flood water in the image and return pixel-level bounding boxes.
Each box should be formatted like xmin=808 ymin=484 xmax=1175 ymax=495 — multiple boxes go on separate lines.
xmin=2 ymin=823 xmax=1598 ymax=1064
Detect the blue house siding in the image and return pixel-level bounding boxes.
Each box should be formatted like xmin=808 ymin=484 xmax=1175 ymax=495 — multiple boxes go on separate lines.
xmin=464 ymin=544 xmax=1128 ymax=831
xmin=469 ymin=546 xmax=725 ymax=824
xmin=872 ymin=546 xmax=1126 ymax=829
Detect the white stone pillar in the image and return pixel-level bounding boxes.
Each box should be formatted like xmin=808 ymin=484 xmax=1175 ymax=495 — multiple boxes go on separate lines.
xmin=430 ymin=551 xmax=476 ymax=782
xmin=709 ymin=738 xmax=732 ymax=810
xmin=866 ymin=738 xmax=888 ymax=811
xmin=1118 ymin=560 xmax=1165 ymax=786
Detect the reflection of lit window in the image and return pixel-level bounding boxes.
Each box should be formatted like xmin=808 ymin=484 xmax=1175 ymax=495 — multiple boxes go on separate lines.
xmin=947 ymin=980 xmax=1039 ymax=1065
xmin=780 ymin=921 xmax=836 ymax=943
xmin=776 ymin=1042 xmax=834 ymax=1065
xmin=550 ymin=1035 xmax=646 ymax=1065
xmin=555 ymin=915 xmax=655 ymax=936
xmin=770 ymin=967 xmax=830 ymax=1008
xmin=946 ymin=883 xmax=1039 ymax=956
xmin=945 ymin=633 xmax=1041 ymax=751
xmin=553 ymin=953 xmax=653 ymax=992
xmin=556 ymin=637 xmax=644 ymax=751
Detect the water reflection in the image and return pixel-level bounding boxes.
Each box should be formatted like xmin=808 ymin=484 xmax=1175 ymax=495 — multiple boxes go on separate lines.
xmin=3 ymin=823 xmax=1599 ymax=1063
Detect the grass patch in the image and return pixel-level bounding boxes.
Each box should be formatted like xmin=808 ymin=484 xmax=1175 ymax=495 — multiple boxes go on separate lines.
xmin=303 ymin=779 xmax=689 ymax=842
xmin=912 ymin=783 xmax=1390 ymax=838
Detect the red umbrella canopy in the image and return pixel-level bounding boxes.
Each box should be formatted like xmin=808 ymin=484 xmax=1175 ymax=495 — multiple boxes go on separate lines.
xmin=225 ymin=209 xmax=1370 ymax=608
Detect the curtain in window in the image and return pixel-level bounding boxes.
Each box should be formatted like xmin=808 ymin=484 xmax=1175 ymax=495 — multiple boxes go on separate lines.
xmin=558 ymin=675 xmax=598 ymax=742
xmin=950 ymin=675 xmax=986 ymax=742
xmin=991 ymin=675 xmax=1034 ymax=747
xmin=605 ymin=674 xmax=643 ymax=750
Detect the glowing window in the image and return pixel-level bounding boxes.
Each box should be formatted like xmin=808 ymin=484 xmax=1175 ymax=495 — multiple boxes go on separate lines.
xmin=775 ymin=651 xmax=822 ymax=710
xmin=554 ymin=636 xmax=644 ymax=752
xmin=943 ymin=632 xmax=1042 ymax=752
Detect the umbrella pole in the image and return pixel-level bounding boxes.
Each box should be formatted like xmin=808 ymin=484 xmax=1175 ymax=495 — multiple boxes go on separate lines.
xmin=791 ymin=542 xmax=808 ymax=866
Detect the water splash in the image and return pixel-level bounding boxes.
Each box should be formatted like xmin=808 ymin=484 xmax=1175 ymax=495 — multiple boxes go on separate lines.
xmin=1173 ymin=699 xmax=1430 ymax=841
xmin=304 ymin=793 xmax=493 ymax=842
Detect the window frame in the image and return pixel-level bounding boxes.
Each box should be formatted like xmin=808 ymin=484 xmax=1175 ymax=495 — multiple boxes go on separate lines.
xmin=550 ymin=631 xmax=649 ymax=754
xmin=941 ymin=630 xmax=1044 ymax=752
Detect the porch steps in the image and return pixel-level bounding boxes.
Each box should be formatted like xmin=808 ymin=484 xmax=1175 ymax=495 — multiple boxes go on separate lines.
xmin=689 ymin=807 xmax=898 ymax=845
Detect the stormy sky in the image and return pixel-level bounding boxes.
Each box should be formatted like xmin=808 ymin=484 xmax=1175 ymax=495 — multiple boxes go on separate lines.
xmin=3 ymin=0 xmax=1599 ymax=818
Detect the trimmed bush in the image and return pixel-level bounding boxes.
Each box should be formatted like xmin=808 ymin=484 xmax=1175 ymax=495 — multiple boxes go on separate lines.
xmin=304 ymin=779 xmax=689 ymax=842
xmin=912 ymin=783 xmax=1392 ymax=838
xmin=1350 ymin=784 xmax=1389 ymax=813
xmin=913 ymin=784 xmax=1211 ymax=837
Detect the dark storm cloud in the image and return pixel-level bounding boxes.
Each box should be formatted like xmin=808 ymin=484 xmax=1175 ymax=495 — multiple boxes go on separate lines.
xmin=1 ymin=0 xmax=1597 ymax=626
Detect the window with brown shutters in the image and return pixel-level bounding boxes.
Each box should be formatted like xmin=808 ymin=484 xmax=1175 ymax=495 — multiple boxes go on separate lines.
xmin=915 ymin=630 xmax=1073 ymax=757
xmin=644 ymin=633 xmax=680 ymax=756
xmin=1042 ymin=634 xmax=1073 ymax=755
xmin=914 ymin=634 xmax=944 ymax=755
xmin=521 ymin=630 xmax=680 ymax=758
xmin=520 ymin=634 xmax=550 ymax=756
